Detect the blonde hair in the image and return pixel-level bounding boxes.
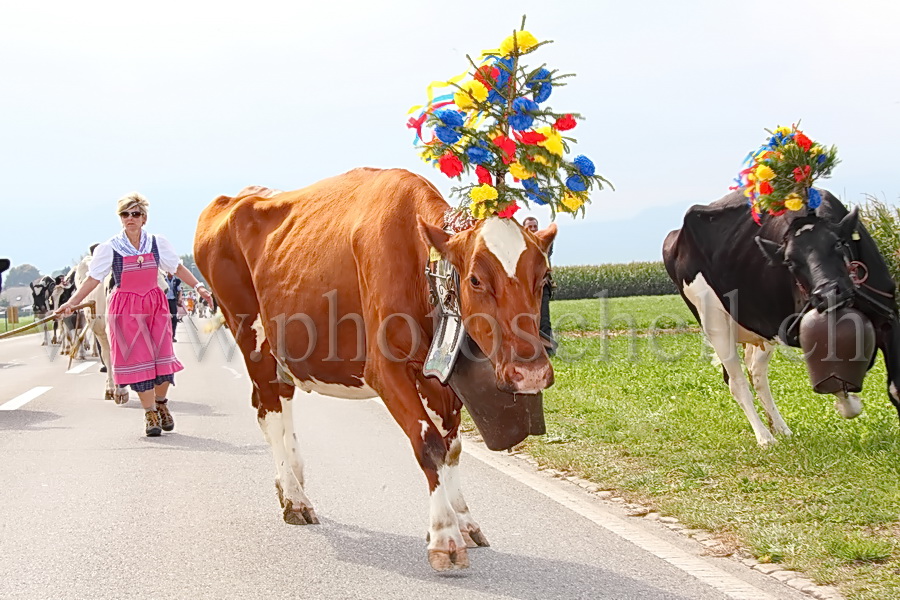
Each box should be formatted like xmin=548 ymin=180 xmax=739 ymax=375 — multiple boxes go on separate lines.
xmin=116 ymin=192 xmax=149 ymax=216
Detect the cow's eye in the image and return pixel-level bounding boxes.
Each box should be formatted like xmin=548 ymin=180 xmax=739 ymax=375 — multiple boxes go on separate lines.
xmin=469 ymin=276 xmax=481 ymax=288
xmin=835 ymin=240 xmax=846 ymax=251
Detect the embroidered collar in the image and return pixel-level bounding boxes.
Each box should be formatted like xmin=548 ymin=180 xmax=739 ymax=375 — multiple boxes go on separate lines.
xmin=111 ymin=230 xmax=151 ymax=256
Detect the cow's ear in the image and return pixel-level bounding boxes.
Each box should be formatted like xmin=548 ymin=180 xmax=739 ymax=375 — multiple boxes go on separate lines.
xmin=417 ymin=216 xmax=452 ymax=258
xmin=755 ymin=236 xmax=785 ymax=265
xmin=534 ymin=223 xmax=558 ymax=255
xmin=837 ymin=206 xmax=860 ymax=239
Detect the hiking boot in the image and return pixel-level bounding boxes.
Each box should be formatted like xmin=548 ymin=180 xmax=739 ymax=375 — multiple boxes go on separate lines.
xmin=145 ymin=410 xmax=162 ymax=437
xmin=156 ymin=400 xmax=175 ymax=432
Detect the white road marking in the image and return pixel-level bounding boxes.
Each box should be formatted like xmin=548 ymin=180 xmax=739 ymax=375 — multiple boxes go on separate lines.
xmin=463 ymin=443 xmax=778 ymax=600
xmin=66 ymin=361 xmax=96 ymax=374
xmin=1 ymin=387 xmax=53 ymax=411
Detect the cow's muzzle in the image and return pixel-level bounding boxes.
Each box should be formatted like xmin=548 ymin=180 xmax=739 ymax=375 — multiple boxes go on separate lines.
xmin=810 ymin=282 xmax=854 ymax=313
xmin=498 ymin=361 xmax=554 ymax=394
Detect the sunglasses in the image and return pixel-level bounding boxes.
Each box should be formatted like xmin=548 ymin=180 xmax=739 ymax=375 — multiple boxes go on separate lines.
xmin=119 ymin=211 xmax=144 ymax=218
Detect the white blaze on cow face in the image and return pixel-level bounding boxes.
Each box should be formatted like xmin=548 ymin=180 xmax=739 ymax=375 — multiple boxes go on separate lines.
xmin=251 ymin=314 xmax=266 ymax=354
xmin=480 ymin=217 xmax=526 ymax=278
xmin=795 ymin=223 xmax=816 ymax=237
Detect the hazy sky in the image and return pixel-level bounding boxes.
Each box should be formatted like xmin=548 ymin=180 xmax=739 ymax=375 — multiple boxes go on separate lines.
xmin=2 ymin=0 xmax=899 ymax=273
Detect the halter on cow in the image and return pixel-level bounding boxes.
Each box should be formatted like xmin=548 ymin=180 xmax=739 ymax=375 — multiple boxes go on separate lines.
xmin=195 ymin=169 xmax=556 ymax=571
xmin=663 ymin=190 xmax=900 ymax=445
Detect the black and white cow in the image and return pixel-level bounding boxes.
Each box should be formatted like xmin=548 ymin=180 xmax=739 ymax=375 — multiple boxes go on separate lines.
xmin=0 ymin=259 xmax=9 ymax=292
xmin=30 ymin=275 xmax=57 ymax=345
xmin=663 ymin=189 xmax=900 ymax=445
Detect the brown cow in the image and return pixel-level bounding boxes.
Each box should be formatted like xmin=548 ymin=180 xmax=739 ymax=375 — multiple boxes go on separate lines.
xmin=194 ymin=168 xmax=556 ymax=571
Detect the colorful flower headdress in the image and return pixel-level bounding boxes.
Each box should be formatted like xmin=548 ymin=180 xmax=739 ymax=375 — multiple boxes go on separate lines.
xmin=732 ymin=124 xmax=839 ymax=222
xmin=407 ymin=18 xmax=611 ymax=221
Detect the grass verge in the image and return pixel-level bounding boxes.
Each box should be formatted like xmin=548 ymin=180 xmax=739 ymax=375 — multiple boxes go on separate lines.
xmin=472 ymin=295 xmax=900 ymax=600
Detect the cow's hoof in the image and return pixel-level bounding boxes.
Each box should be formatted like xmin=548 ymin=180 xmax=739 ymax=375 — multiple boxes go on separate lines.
xmin=104 ymin=390 xmax=113 ymax=400
xmin=463 ymin=528 xmax=490 ymax=548
xmin=428 ymin=544 xmax=470 ymax=571
xmin=275 ymin=481 xmax=286 ymax=508
xmin=282 ymin=500 xmax=319 ymax=525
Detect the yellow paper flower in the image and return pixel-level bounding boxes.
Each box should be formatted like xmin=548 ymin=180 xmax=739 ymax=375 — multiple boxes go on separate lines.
xmin=469 ymin=201 xmax=491 ymax=219
xmin=454 ymin=80 xmax=489 ymax=110
xmin=508 ymin=162 xmax=534 ymax=180
xmin=529 ymin=154 xmax=551 ymax=166
xmin=810 ymin=145 xmax=823 ymax=155
xmin=500 ymin=30 xmax=539 ymax=56
xmin=774 ymin=126 xmax=792 ymax=136
xmin=561 ymin=192 xmax=585 ymax=212
xmin=470 ymin=183 xmax=499 ymax=203
xmin=536 ymin=126 xmax=564 ymax=156
xmin=784 ymin=194 xmax=804 ymax=211
xmin=754 ymin=164 xmax=776 ymax=181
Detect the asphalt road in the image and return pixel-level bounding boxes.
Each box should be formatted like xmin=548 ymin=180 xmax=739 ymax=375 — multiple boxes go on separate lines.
xmin=0 ymin=318 xmax=809 ymax=600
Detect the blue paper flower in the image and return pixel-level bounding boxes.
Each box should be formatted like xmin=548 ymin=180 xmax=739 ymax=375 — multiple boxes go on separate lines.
xmin=533 ymin=82 xmax=552 ymax=103
xmin=434 ymin=126 xmax=461 ymax=145
xmin=466 ymin=145 xmax=491 ymax=164
xmin=808 ymin=187 xmax=822 ymax=209
xmin=487 ymin=89 xmax=507 ymax=105
xmin=566 ymin=175 xmax=588 ymax=192
xmin=435 ymin=109 xmax=464 ymax=128
xmin=512 ymin=97 xmax=538 ymax=113
xmin=817 ymin=153 xmax=827 ymax=164
xmin=521 ymin=178 xmax=549 ymax=204
xmin=573 ymin=155 xmax=595 ymax=177
xmin=526 ymin=68 xmax=551 ymax=88
xmin=495 ymin=57 xmax=515 ymax=88
xmin=508 ymin=113 xmax=535 ymax=131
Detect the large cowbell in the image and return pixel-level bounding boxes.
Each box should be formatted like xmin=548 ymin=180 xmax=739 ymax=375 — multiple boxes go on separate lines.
xmin=799 ymin=307 xmax=876 ymax=394
xmin=423 ymin=258 xmax=546 ymax=451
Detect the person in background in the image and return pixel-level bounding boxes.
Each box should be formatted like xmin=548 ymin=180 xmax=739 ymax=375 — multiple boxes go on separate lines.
xmin=165 ymin=271 xmax=182 ymax=341
xmin=522 ymin=216 xmax=557 ymax=356
xmin=57 ymin=192 xmax=212 ymax=437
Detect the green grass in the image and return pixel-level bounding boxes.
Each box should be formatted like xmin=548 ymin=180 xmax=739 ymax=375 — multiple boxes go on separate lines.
xmin=499 ymin=295 xmax=900 ymax=600
xmin=550 ymin=295 xmax=698 ymax=333
xmin=0 ymin=315 xmax=48 ymax=338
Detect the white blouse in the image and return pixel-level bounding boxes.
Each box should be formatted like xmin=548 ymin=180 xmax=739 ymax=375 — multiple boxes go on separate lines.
xmin=88 ymin=233 xmax=182 ymax=281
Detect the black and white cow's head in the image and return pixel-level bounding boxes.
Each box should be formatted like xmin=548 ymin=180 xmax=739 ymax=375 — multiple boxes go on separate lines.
xmin=756 ymin=207 xmax=860 ymax=312
xmin=29 ymin=275 xmax=56 ymax=314
xmin=0 ymin=259 xmax=9 ymax=293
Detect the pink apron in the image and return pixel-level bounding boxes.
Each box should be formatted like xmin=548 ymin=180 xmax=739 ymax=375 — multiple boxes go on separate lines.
xmin=108 ymin=252 xmax=183 ymax=386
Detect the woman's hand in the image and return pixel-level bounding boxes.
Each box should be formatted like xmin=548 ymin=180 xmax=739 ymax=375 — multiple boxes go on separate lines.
xmin=55 ymin=300 xmax=77 ymax=318
xmin=196 ymin=285 xmax=213 ymax=305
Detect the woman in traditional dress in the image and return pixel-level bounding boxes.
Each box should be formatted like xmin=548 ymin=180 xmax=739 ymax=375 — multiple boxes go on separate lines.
xmin=57 ymin=192 xmax=213 ymax=437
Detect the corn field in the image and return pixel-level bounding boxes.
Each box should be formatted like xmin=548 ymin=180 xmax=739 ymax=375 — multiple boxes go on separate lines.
xmin=552 ymin=261 xmax=677 ymax=300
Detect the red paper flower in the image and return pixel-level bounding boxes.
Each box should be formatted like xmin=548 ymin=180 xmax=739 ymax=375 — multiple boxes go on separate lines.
xmin=793 ymin=165 xmax=811 ymax=182
xmin=497 ymin=202 xmax=520 ymax=218
xmin=492 ymin=135 xmax=517 ymax=164
xmin=514 ymin=130 xmax=547 ymax=144
xmin=553 ymin=114 xmax=577 ymax=131
xmin=794 ymin=132 xmax=812 ymax=151
xmin=476 ymin=165 xmax=493 ymax=185
xmin=474 ymin=66 xmax=500 ymax=88
xmin=439 ymin=153 xmax=464 ymax=178
xmin=759 ymin=181 xmax=773 ymax=195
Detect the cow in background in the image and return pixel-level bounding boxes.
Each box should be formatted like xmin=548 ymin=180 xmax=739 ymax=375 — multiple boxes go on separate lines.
xmin=0 ymin=259 xmax=9 ymax=292
xmin=663 ymin=189 xmax=900 ymax=445
xmin=73 ymin=249 xmax=129 ymax=403
xmin=51 ymin=271 xmax=84 ymax=356
xmin=195 ymin=170 xmax=556 ymax=571
xmin=30 ymin=275 xmax=56 ymax=345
